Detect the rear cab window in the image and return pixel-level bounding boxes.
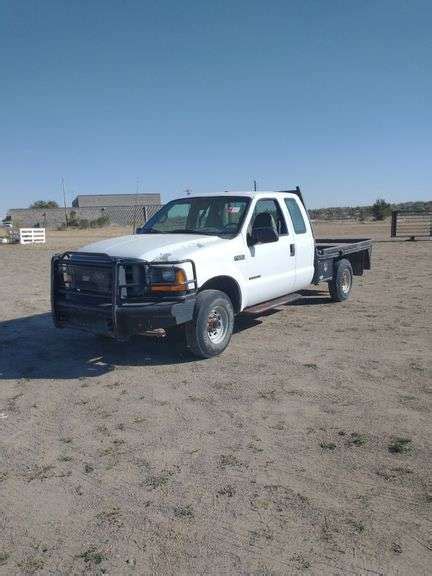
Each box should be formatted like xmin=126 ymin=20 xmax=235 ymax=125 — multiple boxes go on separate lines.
xmin=284 ymin=198 xmax=307 ymax=234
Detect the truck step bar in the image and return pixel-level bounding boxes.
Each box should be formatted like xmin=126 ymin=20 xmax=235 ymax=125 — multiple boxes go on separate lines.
xmin=243 ymin=292 xmax=301 ymax=315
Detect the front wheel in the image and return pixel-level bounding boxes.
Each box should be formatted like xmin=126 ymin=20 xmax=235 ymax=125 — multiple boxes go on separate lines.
xmin=185 ymin=289 xmax=234 ymax=358
xmin=328 ymin=258 xmax=353 ymax=302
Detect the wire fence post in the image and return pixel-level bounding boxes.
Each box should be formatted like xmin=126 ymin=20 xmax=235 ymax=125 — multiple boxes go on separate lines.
xmin=391 ymin=211 xmax=398 ymax=237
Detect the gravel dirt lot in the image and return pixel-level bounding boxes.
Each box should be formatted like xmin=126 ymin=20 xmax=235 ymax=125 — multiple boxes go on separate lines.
xmin=0 ymin=223 xmax=431 ymax=576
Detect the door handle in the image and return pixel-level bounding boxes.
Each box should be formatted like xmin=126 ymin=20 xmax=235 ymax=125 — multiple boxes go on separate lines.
xmin=290 ymin=243 xmax=295 ymax=256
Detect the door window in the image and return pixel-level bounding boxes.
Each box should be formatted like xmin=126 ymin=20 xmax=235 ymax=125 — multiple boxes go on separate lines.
xmin=250 ymin=199 xmax=287 ymax=235
xmin=285 ymin=198 xmax=307 ymax=234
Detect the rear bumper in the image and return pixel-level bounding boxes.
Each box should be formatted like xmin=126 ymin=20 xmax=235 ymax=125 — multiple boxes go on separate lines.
xmin=54 ymin=295 xmax=196 ymax=337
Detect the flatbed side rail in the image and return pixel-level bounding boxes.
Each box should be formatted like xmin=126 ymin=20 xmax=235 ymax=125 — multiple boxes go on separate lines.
xmin=315 ymin=238 xmax=372 ymax=258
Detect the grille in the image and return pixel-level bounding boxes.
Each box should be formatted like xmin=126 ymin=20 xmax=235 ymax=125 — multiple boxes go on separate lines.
xmin=118 ymin=263 xmax=149 ymax=301
xmin=57 ymin=261 xmax=113 ymax=298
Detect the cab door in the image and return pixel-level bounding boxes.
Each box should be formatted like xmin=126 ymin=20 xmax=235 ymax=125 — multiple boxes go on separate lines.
xmin=282 ymin=196 xmax=315 ymax=290
xmin=242 ymin=198 xmax=296 ymax=306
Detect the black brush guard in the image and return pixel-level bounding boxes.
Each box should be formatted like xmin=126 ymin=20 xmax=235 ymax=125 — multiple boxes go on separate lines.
xmin=51 ymin=251 xmax=197 ymax=337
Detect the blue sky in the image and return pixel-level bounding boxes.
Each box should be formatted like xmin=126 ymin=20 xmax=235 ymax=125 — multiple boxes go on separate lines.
xmin=1 ymin=0 xmax=431 ymax=217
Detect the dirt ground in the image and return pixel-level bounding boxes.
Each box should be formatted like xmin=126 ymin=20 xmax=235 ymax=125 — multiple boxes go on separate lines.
xmin=0 ymin=223 xmax=431 ymax=576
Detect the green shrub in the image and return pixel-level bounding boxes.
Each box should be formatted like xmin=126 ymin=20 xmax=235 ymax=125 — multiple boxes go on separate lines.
xmin=388 ymin=437 xmax=412 ymax=454
xmin=68 ymin=210 xmax=79 ymax=227
xmin=372 ymin=198 xmax=391 ymax=221
xmin=30 ymin=200 xmax=59 ymax=209
xmin=90 ymin=214 xmax=110 ymax=228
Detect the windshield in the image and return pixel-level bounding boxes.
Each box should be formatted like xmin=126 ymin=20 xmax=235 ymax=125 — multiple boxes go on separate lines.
xmin=138 ymin=196 xmax=250 ymax=237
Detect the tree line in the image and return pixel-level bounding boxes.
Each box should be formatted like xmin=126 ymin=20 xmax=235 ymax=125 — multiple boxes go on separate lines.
xmin=309 ymin=199 xmax=432 ymax=221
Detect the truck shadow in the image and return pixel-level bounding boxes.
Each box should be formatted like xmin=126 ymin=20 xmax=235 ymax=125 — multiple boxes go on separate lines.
xmin=0 ymin=313 xmax=196 ymax=380
xmin=0 ymin=291 xmax=332 ymax=379
xmin=291 ymin=289 xmax=333 ymax=306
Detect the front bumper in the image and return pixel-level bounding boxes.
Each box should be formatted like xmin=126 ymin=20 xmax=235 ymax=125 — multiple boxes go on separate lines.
xmin=53 ymin=295 xmax=196 ymax=337
xmin=51 ymin=251 xmax=197 ymax=338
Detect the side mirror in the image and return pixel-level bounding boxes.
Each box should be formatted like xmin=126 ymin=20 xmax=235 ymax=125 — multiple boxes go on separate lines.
xmin=250 ymin=227 xmax=279 ymax=245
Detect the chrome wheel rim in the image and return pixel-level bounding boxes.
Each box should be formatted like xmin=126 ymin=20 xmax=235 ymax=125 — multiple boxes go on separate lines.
xmin=341 ymin=269 xmax=352 ymax=294
xmin=207 ymin=306 xmax=228 ymax=344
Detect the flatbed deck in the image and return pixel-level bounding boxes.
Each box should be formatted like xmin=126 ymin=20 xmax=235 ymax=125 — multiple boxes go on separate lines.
xmin=313 ymin=237 xmax=372 ymax=284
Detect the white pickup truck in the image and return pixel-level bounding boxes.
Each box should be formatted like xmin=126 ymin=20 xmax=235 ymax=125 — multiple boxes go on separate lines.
xmin=52 ymin=188 xmax=372 ymax=357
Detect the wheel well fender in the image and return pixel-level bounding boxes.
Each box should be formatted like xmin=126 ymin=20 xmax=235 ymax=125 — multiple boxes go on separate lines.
xmin=199 ymin=275 xmax=242 ymax=314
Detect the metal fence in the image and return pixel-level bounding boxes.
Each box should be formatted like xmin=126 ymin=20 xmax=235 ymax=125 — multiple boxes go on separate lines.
xmin=68 ymin=204 xmax=164 ymax=228
xmin=8 ymin=204 xmax=163 ymax=230
xmin=391 ymin=211 xmax=432 ymax=239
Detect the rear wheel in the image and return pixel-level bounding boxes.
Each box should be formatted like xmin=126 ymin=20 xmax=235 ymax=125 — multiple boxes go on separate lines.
xmin=328 ymin=258 xmax=353 ymax=302
xmin=185 ymin=289 xmax=234 ymax=358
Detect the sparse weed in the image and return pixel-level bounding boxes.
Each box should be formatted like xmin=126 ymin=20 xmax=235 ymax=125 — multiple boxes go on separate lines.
xmin=350 ymin=433 xmax=368 ymax=447
xmin=248 ymin=443 xmax=264 ymax=453
xmin=388 ymin=437 xmax=412 ymax=454
xmin=173 ymin=504 xmax=194 ymax=518
xmin=59 ymin=437 xmax=72 ymax=444
xmin=18 ymin=557 xmax=45 ymax=574
xmin=96 ymin=507 xmax=122 ymax=527
xmin=145 ymin=471 xmax=173 ymax=489
xmin=78 ymin=547 xmax=106 ymax=565
xmin=400 ymin=394 xmax=416 ymax=402
xmin=218 ymin=454 xmax=242 ymax=469
xmin=320 ymin=442 xmax=336 ymax=451
xmin=351 ymin=520 xmax=366 ymax=533
xmin=217 ymin=485 xmax=235 ymax=498
xmin=258 ymin=390 xmax=277 ymax=401
xmin=291 ymin=553 xmax=311 ymax=570
xmin=251 ymin=498 xmax=271 ymax=510
xmin=58 ymin=455 xmax=72 ymax=462
xmin=26 ymin=465 xmax=56 ymax=482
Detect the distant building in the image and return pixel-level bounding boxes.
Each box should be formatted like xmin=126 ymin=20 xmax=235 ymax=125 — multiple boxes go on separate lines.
xmin=72 ymin=193 xmax=161 ymax=208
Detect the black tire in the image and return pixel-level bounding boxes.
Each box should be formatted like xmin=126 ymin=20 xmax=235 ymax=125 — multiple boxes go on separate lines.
xmin=328 ymin=258 xmax=353 ymax=302
xmin=185 ymin=289 xmax=234 ymax=358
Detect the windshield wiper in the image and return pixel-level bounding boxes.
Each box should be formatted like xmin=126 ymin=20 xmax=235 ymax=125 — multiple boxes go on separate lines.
xmin=139 ymin=228 xmax=163 ymax=234
xmin=140 ymin=228 xmax=220 ymax=236
xmin=168 ymin=229 xmax=214 ymax=235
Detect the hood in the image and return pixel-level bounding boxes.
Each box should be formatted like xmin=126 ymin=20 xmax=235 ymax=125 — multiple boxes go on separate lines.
xmin=78 ymin=233 xmax=226 ymax=261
